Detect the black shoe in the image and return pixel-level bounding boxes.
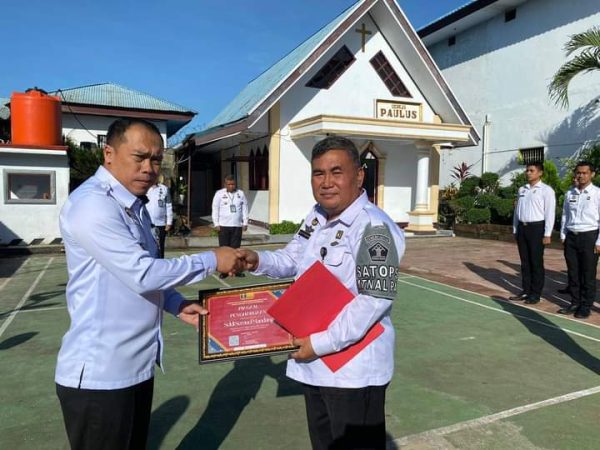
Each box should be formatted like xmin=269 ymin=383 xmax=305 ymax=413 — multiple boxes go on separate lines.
xmin=509 ymin=293 xmax=529 ymax=301
xmin=235 ymin=272 xmax=246 ymax=277
xmin=524 ymin=296 xmax=540 ymax=304
xmin=557 ymin=304 xmax=579 ymax=315
xmin=219 ymin=273 xmax=227 ymax=279
xmin=574 ymin=306 xmax=591 ymax=319
xmin=557 ymin=287 xmax=571 ymax=294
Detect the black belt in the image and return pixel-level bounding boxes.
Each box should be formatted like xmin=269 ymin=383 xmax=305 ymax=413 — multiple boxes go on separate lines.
xmin=519 ymin=220 xmax=544 ymax=226
xmin=567 ymin=229 xmax=598 ymax=235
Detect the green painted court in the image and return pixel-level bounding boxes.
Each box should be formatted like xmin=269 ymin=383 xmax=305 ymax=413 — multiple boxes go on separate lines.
xmin=1 ymin=250 xmax=599 ymax=449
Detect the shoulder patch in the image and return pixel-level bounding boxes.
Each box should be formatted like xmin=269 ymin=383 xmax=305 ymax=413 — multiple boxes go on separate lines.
xmin=355 ymin=223 xmax=399 ymax=300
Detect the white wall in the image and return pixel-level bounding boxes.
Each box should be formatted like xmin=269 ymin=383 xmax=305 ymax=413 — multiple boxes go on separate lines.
xmin=378 ymin=141 xmax=416 ymax=223
xmin=281 ymin=14 xmax=437 ymax=128
xmin=246 ymin=190 xmax=269 ymax=224
xmin=277 ymin=136 xmax=315 ymax=223
xmin=0 ymin=149 xmax=69 ymax=244
xmin=62 ymin=115 xmax=168 ymax=148
xmin=426 ymin=0 xmax=600 ymax=186
xmin=269 ymin=13 xmax=446 ymax=223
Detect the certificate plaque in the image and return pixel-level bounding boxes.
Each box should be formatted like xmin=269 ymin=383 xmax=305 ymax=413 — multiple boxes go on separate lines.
xmin=198 ymin=283 xmax=295 ymax=363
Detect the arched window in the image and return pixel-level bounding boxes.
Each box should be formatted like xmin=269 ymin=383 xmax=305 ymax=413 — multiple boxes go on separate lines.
xmin=249 ymin=148 xmax=256 ymax=190
xmin=259 ymin=146 xmax=269 ymax=190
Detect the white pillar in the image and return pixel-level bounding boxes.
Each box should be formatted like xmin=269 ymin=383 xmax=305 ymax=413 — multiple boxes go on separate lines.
xmin=414 ymin=145 xmax=431 ymax=211
xmin=406 ymin=142 xmax=436 ymax=234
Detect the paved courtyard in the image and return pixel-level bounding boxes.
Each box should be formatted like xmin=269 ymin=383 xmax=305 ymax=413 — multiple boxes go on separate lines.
xmin=400 ymin=236 xmax=600 ymax=326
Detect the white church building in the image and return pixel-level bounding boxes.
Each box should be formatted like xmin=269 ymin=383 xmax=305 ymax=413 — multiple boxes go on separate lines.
xmin=420 ymin=0 xmax=600 ymax=187
xmin=178 ymin=0 xmax=479 ymax=233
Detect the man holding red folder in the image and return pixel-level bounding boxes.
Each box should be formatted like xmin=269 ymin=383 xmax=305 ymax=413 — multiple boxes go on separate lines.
xmin=239 ymin=136 xmax=405 ymax=450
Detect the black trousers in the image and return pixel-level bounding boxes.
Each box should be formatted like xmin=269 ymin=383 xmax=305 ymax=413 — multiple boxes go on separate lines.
xmin=56 ymin=378 xmax=154 ymax=450
xmin=153 ymin=225 xmax=166 ymax=258
xmin=564 ymin=229 xmax=599 ymax=308
xmin=302 ymin=383 xmax=387 ymax=450
xmin=218 ymin=226 xmax=242 ymax=248
xmin=516 ymin=221 xmax=546 ymax=297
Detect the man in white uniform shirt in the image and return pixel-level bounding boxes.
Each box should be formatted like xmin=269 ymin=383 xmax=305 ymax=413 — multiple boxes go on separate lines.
xmin=558 ymin=161 xmax=600 ymax=319
xmin=146 ymin=177 xmax=173 ymax=257
xmin=510 ymin=162 xmax=556 ymax=304
xmin=238 ymin=136 xmax=404 ymax=449
xmin=55 ymin=119 xmax=242 ymax=450
xmin=212 ymin=175 xmax=249 ymax=277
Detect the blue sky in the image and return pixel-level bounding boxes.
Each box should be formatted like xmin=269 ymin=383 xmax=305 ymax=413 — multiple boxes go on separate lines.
xmin=0 ymin=0 xmax=468 ymax=132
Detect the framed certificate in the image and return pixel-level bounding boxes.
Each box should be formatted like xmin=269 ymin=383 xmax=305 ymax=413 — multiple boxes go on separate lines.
xmin=198 ymin=282 xmax=296 ymax=363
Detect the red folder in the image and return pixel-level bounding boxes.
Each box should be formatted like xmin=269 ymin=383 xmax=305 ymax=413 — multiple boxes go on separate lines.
xmin=267 ymin=261 xmax=384 ymax=372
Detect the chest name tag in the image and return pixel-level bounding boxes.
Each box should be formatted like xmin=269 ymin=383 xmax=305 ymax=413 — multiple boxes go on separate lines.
xmin=230 ymin=205 xmax=237 ymax=213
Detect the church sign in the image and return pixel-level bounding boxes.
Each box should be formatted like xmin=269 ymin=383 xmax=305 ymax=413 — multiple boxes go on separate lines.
xmin=376 ymin=100 xmax=422 ymax=122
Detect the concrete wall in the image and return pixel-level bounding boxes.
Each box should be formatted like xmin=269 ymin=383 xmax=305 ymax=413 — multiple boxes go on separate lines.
xmin=0 ymin=149 xmax=69 ymax=244
xmin=426 ymin=0 xmax=600 ymax=186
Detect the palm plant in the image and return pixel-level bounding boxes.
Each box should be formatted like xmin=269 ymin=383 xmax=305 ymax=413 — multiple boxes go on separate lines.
xmin=548 ymin=26 xmax=600 ymax=108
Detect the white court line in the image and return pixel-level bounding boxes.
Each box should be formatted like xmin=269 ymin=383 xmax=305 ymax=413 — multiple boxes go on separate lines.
xmin=0 ymin=257 xmax=54 ymax=340
xmin=0 ymin=258 xmax=30 ymax=292
xmin=400 ymin=272 xmax=600 ymax=331
xmin=212 ymin=274 xmax=231 ymax=288
xmin=15 ymin=306 xmax=66 ymax=314
xmin=397 ymin=278 xmax=600 ymax=343
xmin=393 ymin=384 xmax=600 ymax=446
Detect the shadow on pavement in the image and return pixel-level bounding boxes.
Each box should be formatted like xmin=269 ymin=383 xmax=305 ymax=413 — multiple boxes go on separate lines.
xmin=177 ymin=357 xmax=301 ymax=450
xmin=490 ymin=296 xmax=600 ymax=375
xmin=148 ymin=396 xmax=190 ymax=450
xmin=0 ymin=332 xmax=38 ymax=350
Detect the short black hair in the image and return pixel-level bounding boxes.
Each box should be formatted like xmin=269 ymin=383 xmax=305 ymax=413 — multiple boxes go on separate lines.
xmin=575 ymin=161 xmax=595 ymax=173
xmin=224 ymin=174 xmax=235 ymax=182
xmin=106 ymin=118 xmax=163 ymax=148
xmin=526 ymin=161 xmax=544 ymax=172
xmin=311 ymin=136 xmax=360 ymax=168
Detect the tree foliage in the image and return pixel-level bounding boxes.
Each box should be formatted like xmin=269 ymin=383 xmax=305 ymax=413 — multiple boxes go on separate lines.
xmin=548 ymin=26 xmax=600 ymax=108
xmin=66 ymin=139 xmax=104 ymax=191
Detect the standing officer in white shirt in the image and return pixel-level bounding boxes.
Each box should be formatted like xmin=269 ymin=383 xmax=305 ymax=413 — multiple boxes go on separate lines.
xmin=212 ymin=175 xmax=249 ymax=277
xmin=146 ymin=177 xmax=173 ymax=258
xmin=56 ymin=119 xmax=242 ymax=450
xmin=510 ymin=162 xmax=556 ymax=304
xmin=238 ymin=136 xmax=405 ymax=449
xmin=558 ymin=161 xmax=600 ymax=319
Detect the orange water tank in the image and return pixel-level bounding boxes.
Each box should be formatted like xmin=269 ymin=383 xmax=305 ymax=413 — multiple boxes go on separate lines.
xmin=11 ymin=88 xmax=62 ymax=146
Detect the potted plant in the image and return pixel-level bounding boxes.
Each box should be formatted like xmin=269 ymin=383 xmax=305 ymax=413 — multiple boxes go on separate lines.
xmin=177 ymin=176 xmax=187 ymax=205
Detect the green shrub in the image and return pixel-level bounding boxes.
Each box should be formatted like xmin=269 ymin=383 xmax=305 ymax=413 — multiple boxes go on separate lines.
xmin=498 ymin=186 xmax=516 ymax=199
xmin=466 ymin=208 xmax=491 ymax=224
xmin=450 ymin=195 xmax=475 ymax=213
xmin=493 ymin=198 xmax=514 ymax=219
xmin=510 ymin=171 xmax=527 ymax=191
xmin=458 ymin=176 xmax=480 ymax=197
xmin=269 ymin=221 xmax=301 ymax=235
xmin=479 ymin=172 xmax=499 ymax=192
xmin=476 ymin=193 xmax=497 ymax=208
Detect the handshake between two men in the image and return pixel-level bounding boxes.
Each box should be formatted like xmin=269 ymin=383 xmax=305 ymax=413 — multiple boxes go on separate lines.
xmin=210 ymin=246 xmax=316 ymax=361
xmin=213 ymin=246 xmax=259 ymax=277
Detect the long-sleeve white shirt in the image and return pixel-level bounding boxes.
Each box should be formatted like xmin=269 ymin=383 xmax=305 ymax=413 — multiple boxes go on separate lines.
xmin=560 ymin=183 xmax=600 ymax=245
xmin=512 ymin=181 xmax=556 ymax=236
xmin=254 ymin=191 xmax=405 ymax=388
xmin=56 ymin=166 xmax=217 ymax=390
xmin=211 ymin=188 xmax=248 ymax=227
xmin=146 ymin=183 xmax=173 ymax=226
